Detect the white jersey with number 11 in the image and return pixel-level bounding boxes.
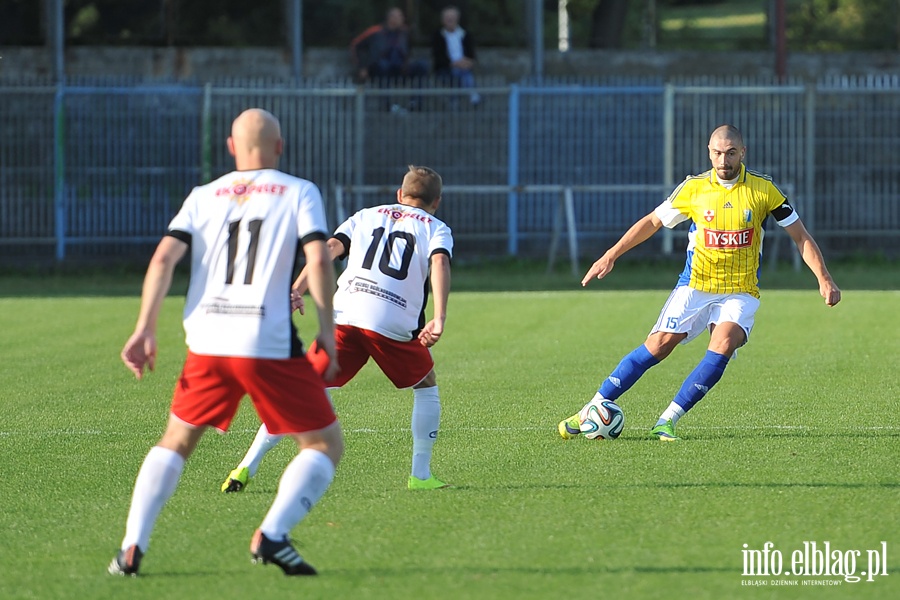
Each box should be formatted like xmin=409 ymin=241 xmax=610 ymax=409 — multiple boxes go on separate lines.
xmin=167 ymin=168 xmax=329 ymax=359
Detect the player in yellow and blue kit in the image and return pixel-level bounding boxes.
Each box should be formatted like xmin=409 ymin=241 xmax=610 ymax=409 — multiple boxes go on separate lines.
xmin=558 ymin=125 xmax=842 ymax=441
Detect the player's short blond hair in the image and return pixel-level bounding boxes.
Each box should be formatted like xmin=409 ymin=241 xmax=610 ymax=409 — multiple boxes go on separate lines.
xmin=401 ymin=165 xmax=442 ymax=205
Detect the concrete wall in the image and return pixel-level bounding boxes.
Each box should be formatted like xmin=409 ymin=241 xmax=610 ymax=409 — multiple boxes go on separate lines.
xmin=2 ymin=45 xmax=899 ymax=81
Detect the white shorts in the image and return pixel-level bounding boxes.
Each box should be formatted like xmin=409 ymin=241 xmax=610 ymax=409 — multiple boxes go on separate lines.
xmin=650 ymin=286 xmax=760 ymax=347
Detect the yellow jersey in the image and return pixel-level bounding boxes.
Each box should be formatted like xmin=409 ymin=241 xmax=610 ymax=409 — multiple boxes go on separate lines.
xmin=654 ymin=164 xmax=798 ymax=298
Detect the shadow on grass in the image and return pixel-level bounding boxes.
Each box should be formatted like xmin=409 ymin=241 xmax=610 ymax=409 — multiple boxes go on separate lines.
xmin=322 ymin=564 xmax=735 ymax=577
xmin=548 ymin=429 xmax=900 ymax=448
xmin=1 ymin=258 xmax=897 ymax=297
xmin=117 ymin=563 xmax=735 ymax=579
xmin=450 ymin=481 xmax=900 ymax=492
xmin=675 ymin=431 xmax=900 ymax=442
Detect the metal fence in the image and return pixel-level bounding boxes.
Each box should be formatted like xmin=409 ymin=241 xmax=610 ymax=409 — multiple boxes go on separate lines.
xmin=1 ymin=74 xmax=898 ymax=264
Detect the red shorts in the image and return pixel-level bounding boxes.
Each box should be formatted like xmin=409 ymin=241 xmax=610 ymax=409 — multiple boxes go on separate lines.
xmin=307 ymin=325 xmax=434 ymax=389
xmin=171 ymin=351 xmax=336 ymax=435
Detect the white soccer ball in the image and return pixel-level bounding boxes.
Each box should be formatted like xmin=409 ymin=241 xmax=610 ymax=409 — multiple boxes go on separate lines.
xmin=579 ymin=399 xmax=625 ymax=440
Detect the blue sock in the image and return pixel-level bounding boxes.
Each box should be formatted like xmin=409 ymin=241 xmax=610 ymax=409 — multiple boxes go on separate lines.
xmin=672 ymin=350 xmax=730 ymax=414
xmin=598 ymin=345 xmax=660 ymax=401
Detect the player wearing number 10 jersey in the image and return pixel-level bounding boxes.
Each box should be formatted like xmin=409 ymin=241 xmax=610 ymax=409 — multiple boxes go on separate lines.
xmin=221 ymin=165 xmax=454 ymax=492
xmin=331 ymin=186 xmax=453 ymax=344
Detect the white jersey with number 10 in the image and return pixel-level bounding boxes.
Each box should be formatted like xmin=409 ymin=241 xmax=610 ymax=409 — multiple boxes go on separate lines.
xmin=333 ymin=204 xmax=453 ymax=341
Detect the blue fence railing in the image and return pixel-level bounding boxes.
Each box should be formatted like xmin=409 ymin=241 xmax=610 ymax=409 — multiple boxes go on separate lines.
xmin=1 ymin=75 xmax=898 ymax=262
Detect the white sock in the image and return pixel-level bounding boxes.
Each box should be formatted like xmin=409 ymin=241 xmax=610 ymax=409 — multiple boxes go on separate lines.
xmin=411 ymin=386 xmax=441 ymax=480
xmin=239 ymin=423 xmax=284 ymax=477
xmin=121 ymin=446 xmax=185 ymax=552
xmin=577 ymin=392 xmax=606 ymax=417
xmin=659 ymin=402 xmax=686 ymax=426
xmin=259 ymin=448 xmax=335 ymax=540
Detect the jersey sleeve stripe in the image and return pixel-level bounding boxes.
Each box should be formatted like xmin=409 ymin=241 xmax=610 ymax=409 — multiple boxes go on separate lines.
xmin=333 ymin=232 xmax=352 ymax=260
xmin=166 ymin=229 xmax=192 ymax=246
xmin=300 ymin=231 xmax=327 ymax=246
xmin=430 ymin=248 xmax=452 ymax=262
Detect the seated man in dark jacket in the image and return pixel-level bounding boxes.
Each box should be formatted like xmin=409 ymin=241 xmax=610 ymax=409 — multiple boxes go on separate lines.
xmin=351 ymin=7 xmax=428 ymax=84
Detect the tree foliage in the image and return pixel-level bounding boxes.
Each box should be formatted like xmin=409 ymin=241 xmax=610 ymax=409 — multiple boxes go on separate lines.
xmin=1 ymin=0 xmax=44 ymax=44
xmin=62 ymin=0 xmax=283 ymax=46
xmin=8 ymin=0 xmax=897 ymax=51
xmin=787 ymin=0 xmax=899 ymax=51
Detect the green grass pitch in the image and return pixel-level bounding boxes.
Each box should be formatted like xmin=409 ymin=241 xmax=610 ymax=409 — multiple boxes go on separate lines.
xmin=0 ymin=282 xmax=897 ymax=599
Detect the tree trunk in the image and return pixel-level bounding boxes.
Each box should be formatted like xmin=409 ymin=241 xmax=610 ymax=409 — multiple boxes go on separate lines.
xmin=589 ymin=0 xmax=630 ymax=49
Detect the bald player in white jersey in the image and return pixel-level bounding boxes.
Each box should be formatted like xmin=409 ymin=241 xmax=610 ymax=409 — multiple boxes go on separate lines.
xmin=109 ymin=108 xmax=342 ymax=577
xmin=221 ymin=165 xmax=454 ymax=492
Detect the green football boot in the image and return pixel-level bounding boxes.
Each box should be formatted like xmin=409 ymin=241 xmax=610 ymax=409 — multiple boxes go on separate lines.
xmin=221 ymin=466 xmax=250 ymax=493
xmin=558 ymin=413 xmax=581 ymax=439
xmin=408 ymin=475 xmax=450 ymax=490
xmin=650 ymin=420 xmax=679 ymax=441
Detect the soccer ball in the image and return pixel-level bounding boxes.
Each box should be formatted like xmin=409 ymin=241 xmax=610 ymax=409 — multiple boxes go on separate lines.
xmin=579 ymin=399 xmax=625 ymax=440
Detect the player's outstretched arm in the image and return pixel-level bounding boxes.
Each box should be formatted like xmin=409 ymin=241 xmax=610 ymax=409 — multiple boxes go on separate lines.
xmin=291 ymin=237 xmax=346 ymax=314
xmin=122 ymin=236 xmax=188 ymax=379
xmin=419 ymin=253 xmax=451 ymax=348
xmin=582 ymin=212 xmax=663 ymax=286
xmin=783 ymin=220 xmax=841 ymax=306
xmin=304 ymin=238 xmax=340 ymax=380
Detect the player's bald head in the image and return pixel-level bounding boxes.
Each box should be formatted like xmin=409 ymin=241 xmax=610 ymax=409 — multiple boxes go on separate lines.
xmin=709 ymin=124 xmax=744 ymax=149
xmin=228 ymin=108 xmax=283 ymax=169
xmin=231 ymin=108 xmax=281 ymax=151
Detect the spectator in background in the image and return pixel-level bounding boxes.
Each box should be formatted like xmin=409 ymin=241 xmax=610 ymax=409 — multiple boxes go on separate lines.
xmin=432 ymin=5 xmax=480 ymax=106
xmin=351 ymin=7 xmax=428 ymax=84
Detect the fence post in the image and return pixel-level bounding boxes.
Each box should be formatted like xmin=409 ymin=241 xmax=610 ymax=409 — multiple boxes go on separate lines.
xmin=201 ymin=83 xmax=212 ymax=183
xmin=507 ymin=84 xmax=520 ymax=256
xmin=53 ymin=85 xmax=66 ymax=261
xmin=353 ymin=86 xmax=366 ymax=214
xmin=804 ymin=82 xmax=816 ymax=235
xmin=335 ymin=186 xmax=346 ymax=225
xmin=662 ymin=82 xmax=675 ymax=255
xmin=564 ymin=186 xmax=578 ymax=276
xmin=546 ymin=187 xmax=563 ymax=274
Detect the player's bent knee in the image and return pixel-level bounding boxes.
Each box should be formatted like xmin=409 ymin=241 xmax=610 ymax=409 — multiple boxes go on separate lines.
xmin=157 ymin=418 xmax=206 ymax=458
xmin=413 ymin=370 xmax=437 ymax=388
xmin=645 ymin=332 xmax=685 ymax=359
xmin=291 ymin=422 xmax=344 ymax=466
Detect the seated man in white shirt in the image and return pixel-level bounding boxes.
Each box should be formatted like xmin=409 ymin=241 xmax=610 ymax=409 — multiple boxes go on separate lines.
xmin=431 ymin=5 xmax=480 ymax=105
